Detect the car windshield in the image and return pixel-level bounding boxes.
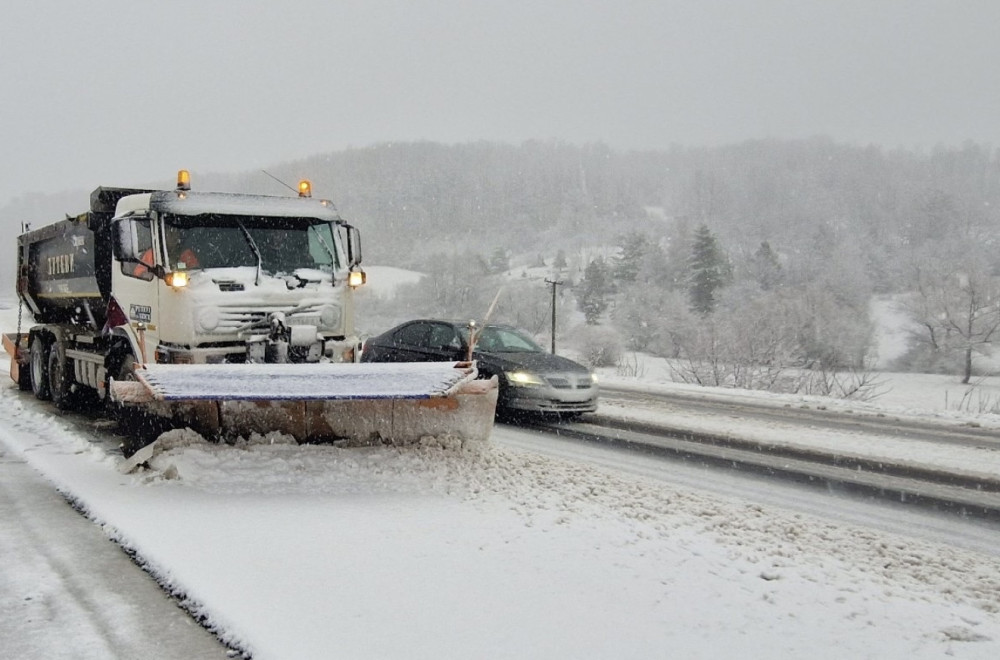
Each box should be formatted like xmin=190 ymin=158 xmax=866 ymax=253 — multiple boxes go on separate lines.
xmin=163 ymin=214 xmax=342 ymax=275
xmin=460 ymin=326 xmax=544 ymax=353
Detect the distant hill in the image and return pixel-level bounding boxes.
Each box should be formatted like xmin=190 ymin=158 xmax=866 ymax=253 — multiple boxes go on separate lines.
xmin=3 ymin=138 xmax=999 ymax=298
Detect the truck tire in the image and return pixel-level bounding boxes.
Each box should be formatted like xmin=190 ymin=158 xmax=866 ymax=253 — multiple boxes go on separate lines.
xmin=48 ymin=343 xmax=75 ymax=411
xmin=29 ymin=336 xmax=51 ymax=401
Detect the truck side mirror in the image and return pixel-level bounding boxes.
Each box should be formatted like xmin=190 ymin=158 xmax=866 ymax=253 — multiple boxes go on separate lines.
xmin=112 ymin=218 xmax=143 ymax=262
xmin=345 ymin=224 xmax=362 ymax=268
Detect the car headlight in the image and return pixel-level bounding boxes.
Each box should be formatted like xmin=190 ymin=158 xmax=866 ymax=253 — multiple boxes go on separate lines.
xmin=506 ymin=370 xmax=545 ymax=387
xmin=589 ymin=373 xmax=599 ymax=385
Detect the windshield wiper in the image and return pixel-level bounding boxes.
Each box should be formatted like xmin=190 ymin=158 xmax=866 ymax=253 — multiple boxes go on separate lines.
xmin=236 ymin=219 xmax=263 ymax=286
xmin=308 ymin=224 xmax=338 ymax=271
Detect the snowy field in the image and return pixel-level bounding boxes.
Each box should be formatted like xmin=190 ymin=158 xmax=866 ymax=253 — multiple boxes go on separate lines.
xmin=3 ymin=297 xmax=1000 ymax=658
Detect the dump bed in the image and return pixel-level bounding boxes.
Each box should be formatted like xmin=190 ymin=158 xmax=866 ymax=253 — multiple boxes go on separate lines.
xmin=17 ymin=216 xmax=106 ymax=325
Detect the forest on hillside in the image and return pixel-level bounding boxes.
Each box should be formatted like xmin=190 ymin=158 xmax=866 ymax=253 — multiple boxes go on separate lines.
xmin=285 ymin=139 xmax=1000 ymax=389
xmin=3 ymin=139 xmax=999 ymax=392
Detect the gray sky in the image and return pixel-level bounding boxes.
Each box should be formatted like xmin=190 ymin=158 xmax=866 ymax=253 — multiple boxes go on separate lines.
xmin=2 ymin=0 xmax=999 ymax=206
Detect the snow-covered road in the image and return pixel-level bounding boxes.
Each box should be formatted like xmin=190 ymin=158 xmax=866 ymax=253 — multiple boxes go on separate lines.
xmin=3 ymin=372 xmax=1000 ymax=659
xmin=0 ymin=440 xmax=229 ymax=659
xmin=496 ymin=424 xmax=1000 ymax=557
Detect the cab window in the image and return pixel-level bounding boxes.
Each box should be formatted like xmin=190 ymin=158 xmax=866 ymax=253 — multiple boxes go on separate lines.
xmin=123 ymin=217 xmax=155 ymax=281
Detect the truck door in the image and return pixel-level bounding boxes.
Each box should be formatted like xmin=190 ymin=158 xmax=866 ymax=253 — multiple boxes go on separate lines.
xmin=110 ymin=216 xmax=161 ymax=362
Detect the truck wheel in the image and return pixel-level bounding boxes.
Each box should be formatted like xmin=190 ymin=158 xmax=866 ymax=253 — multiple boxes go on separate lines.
xmin=48 ymin=344 xmax=75 ymax=410
xmin=29 ymin=336 xmax=51 ymax=401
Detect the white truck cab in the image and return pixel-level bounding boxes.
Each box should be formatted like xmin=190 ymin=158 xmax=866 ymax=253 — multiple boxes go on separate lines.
xmin=109 ymin=172 xmax=366 ymax=365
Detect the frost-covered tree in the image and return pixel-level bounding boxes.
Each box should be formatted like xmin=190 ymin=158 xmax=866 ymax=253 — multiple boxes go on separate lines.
xmin=749 ymin=241 xmax=782 ymax=290
xmin=647 ymin=217 xmax=692 ymax=291
xmin=487 ymin=247 xmax=510 ymax=274
xmin=614 ymin=286 xmax=694 ymax=356
xmin=553 ymin=249 xmax=568 ymax=269
xmin=612 ymin=231 xmax=648 ymax=283
xmin=491 ymin=279 xmax=571 ymax=338
xmin=577 ymin=257 xmax=612 ymax=325
xmin=901 ymin=247 xmax=1000 ymax=383
xmin=687 ymin=225 xmax=730 ymax=315
xmin=392 ymin=251 xmax=497 ymax=323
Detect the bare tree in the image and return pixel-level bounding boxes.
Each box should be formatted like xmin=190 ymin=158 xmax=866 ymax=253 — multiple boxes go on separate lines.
xmin=902 ymin=250 xmax=1000 ymax=383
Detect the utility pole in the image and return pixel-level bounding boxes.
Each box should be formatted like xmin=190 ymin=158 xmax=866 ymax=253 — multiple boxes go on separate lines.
xmin=544 ymin=278 xmax=563 ymax=354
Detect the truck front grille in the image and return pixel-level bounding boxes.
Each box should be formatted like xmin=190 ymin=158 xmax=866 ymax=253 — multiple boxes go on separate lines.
xmin=206 ymin=305 xmax=327 ymax=334
xmin=217 ymin=310 xmax=267 ymax=331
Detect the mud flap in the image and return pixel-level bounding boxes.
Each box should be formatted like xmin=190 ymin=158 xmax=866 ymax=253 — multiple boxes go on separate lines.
xmin=2 ymin=333 xmax=31 ymax=390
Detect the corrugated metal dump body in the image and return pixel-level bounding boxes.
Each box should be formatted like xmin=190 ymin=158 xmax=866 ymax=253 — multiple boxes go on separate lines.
xmin=17 ymin=216 xmax=106 ymax=325
xmin=16 ymin=187 xmax=147 ymax=328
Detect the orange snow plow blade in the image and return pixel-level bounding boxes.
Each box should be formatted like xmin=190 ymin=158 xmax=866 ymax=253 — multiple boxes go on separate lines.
xmin=110 ymin=361 xmax=498 ymax=446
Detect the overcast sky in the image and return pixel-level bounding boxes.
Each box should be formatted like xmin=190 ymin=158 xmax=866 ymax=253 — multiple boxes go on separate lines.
xmin=2 ymin=0 xmax=999 ymax=206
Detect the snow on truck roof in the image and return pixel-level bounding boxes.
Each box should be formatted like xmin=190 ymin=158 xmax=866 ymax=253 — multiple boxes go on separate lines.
xmin=116 ymin=190 xmax=344 ymax=221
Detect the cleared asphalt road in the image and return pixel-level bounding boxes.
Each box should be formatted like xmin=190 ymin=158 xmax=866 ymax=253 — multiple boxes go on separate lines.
xmin=0 ymin=441 xmax=231 ymax=659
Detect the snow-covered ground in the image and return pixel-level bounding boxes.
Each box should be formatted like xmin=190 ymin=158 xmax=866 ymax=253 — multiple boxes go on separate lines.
xmin=3 ymin=298 xmax=1000 ymax=658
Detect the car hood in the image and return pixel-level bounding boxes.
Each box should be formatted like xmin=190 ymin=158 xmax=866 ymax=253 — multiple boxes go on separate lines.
xmin=474 ymin=350 xmax=590 ymax=374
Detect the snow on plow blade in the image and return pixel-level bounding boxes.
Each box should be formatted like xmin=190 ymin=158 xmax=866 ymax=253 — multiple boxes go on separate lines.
xmin=110 ymin=361 xmax=498 ymax=445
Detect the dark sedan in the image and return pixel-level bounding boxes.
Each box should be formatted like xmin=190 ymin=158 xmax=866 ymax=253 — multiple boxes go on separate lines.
xmin=361 ymin=319 xmax=598 ymax=418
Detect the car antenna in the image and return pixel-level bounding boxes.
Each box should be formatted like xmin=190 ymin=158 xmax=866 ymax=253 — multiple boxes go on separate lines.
xmin=467 ymin=287 xmax=504 ymax=361
xmin=261 ymin=170 xmax=299 ymax=195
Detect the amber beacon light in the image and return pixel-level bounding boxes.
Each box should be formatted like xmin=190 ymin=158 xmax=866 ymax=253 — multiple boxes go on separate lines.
xmin=298 ymin=179 xmax=312 ymax=197
xmin=176 ymin=169 xmax=191 ymax=191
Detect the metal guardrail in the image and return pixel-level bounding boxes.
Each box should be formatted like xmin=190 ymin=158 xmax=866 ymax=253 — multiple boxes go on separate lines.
xmin=529 ymin=413 xmax=1000 ymax=522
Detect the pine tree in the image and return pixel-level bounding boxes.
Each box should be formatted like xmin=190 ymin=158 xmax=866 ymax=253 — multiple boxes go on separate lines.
xmin=750 ymin=241 xmax=782 ymax=290
xmin=577 ymin=257 xmax=612 ymax=324
xmin=688 ymin=225 xmax=729 ymax=315
xmin=662 ymin=218 xmax=691 ymax=291
xmin=613 ymin=231 xmax=648 ymax=283
xmin=553 ymin=249 xmax=568 ymax=269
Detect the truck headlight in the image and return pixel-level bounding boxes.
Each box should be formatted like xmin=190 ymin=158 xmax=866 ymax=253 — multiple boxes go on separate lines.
xmin=506 ymin=371 xmax=544 ymax=387
xmin=165 ymin=271 xmax=188 ymax=288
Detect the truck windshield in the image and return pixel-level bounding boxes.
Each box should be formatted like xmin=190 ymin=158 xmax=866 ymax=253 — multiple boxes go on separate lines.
xmin=163 ymin=214 xmax=342 ymax=274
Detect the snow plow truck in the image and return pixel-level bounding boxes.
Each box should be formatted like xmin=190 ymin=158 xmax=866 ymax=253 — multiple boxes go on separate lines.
xmin=4 ymin=171 xmax=497 ymax=456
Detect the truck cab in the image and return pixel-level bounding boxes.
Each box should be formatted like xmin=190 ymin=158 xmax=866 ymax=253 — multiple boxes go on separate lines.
xmin=8 ymin=172 xmax=499 ymax=455
xmin=109 ymin=175 xmax=365 ymax=365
